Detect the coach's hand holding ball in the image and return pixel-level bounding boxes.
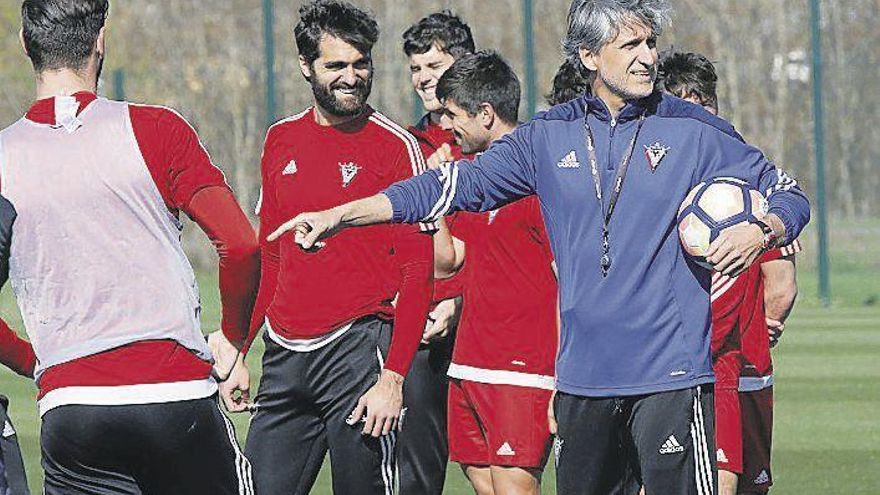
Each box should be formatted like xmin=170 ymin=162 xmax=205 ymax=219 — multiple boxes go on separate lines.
xmin=705 ymin=222 xmax=767 ymax=276
xmin=678 ymin=177 xmax=786 ymax=277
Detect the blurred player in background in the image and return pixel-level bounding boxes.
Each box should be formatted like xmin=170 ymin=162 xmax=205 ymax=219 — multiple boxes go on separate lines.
xmin=0 ymin=1 xmax=260 ymax=493
xmin=399 ymin=11 xmax=475 ymax=494
xmin=657 ymin=51 xmax=719 ymax=114
xmin=433 ymin=51 xmax=559 ymax=495
xmin=546 ymin=59 xmax=593 ymax=106
xmin=236 ymin=1 xmax=434 ymax=493
xmin=658 ymin=50 xmax=801 ymax=495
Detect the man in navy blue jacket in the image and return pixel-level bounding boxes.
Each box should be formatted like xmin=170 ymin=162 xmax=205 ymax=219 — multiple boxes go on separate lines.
xmin=269 ymin=1 xmax=811 ymax=493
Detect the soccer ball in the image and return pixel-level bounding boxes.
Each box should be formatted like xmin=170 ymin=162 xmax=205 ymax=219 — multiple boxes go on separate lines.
xmin=677 ymin=177 xmax=768 ymax=269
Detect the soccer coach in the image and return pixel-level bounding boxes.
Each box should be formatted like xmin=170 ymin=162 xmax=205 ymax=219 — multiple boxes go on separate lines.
xmin=269 ymin=0 xmax=811 ymax=493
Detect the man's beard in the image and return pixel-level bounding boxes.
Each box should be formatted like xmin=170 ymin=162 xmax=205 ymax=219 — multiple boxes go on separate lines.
xmin=311 ymin=76 xmax=372 ymax=118
xmin=599 ymin=66 xmax=656 ymax=101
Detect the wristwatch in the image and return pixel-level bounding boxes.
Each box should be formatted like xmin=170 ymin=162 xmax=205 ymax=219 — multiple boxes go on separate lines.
xmin=753 ymin=219 xmax=778 ymax=251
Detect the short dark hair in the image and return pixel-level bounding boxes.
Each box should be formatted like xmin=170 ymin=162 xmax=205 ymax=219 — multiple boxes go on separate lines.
xmin=21 ymin=0 xmax=109 ymax=72
xmin=657 ymin=51 xmax=719 ymax=110
xmin=436 ymin=51 xmax=520 ymax=125
xmin=402 ymin=10 xmax=475 ymax=59
xmin=546 ymin=60 xmax=594 ymax=106
xmin=294 ymin=0 xmax=379 ymax=65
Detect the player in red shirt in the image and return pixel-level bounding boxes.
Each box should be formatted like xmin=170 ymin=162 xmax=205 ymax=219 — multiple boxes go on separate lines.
xmin=426 ymin=52 xmax=558 ymax=495
xmin=736 ymin=242 xmax=800 ymax=494
xmin=0 ymin=1 xmax=259 ymax=493
xmin=397 ymin=11 xmax=475 ymax=494
xmin=231 ymin=2 xmax=434 ymax=494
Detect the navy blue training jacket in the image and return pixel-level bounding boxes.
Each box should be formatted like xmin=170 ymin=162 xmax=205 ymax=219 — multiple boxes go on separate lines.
xmin=384 ymin=92 xmax=810 ymax=397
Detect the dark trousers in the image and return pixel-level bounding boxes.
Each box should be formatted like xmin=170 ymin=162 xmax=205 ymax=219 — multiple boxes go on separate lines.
xmin=41 ymin=396 xmax=251 ymax=495
xmin=246 ymin=317 xmax=396 ymax=495
xmin=398 ymin=335 xmax=454 ymax=495
xmin=555 ymin=385 xmax=717 ymax=495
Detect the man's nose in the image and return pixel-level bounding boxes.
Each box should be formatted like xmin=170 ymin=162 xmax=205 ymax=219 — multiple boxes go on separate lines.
xmin=340 ymin=65 xmax=358 ymax=85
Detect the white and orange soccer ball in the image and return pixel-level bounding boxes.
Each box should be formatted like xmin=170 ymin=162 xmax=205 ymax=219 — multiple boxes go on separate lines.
xmin=677 ymin=177 xmax=768 ymax=269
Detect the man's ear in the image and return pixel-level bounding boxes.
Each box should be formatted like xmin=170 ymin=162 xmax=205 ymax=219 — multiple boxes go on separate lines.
xmin=19 ymin=29 xmax=28 ymax=58
xmin=579 ymin=47 xmax=598 ymax=72
xmin=298 ymin=56 xmax=313 ymax=82
xmin=478 ymin=102 xmax=496 ymax=130
xmin=95 ymin=27 xmax=106 ymax=58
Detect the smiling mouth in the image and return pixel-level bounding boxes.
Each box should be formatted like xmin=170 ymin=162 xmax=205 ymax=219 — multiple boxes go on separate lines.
xmin=334 ymin=87 xmax=359 ymax=96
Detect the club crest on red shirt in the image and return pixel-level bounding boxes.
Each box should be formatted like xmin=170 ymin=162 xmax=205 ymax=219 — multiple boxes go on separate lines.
xmin=339 ymin=161 xmax=361 ymax=187
xmin=644 ymin=141 xmax=670 ymax=172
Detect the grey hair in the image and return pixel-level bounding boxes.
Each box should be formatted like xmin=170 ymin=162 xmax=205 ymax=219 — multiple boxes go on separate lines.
xmin=563 ymin=0 xmax=672 ymax=65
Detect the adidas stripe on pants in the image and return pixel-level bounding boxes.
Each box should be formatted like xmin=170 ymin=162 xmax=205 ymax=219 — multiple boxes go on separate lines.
xmin=555 ymin=385 xmax=717 ymax=495
xmin=245 ymin=316 xmax=397 ymax=495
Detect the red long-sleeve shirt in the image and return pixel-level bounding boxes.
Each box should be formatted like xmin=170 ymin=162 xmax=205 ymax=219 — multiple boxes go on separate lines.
xmin=249 ymin=107 xmax=433 ymax=376
xmin=710 ymin=241 xmax=801 ymax=390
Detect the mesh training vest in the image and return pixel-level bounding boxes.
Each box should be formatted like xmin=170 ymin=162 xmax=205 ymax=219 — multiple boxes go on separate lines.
xmin=0 ymin=97 xmax=211 ymax=377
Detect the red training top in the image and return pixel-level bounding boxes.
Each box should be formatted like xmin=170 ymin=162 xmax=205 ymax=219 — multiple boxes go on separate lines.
xmin=447 ymin=196 xmax=558 ymax=388
xmin=710 ymin=241 xmax=801 ymax=390
xmin=250 ymin=107 xmax=433 ymax=376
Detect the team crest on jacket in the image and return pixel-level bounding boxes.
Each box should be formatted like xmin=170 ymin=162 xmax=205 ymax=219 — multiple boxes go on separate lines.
xmin=339 ymin=161 xmax=361 ymax=187
xmin=644 ymin=141 xmax=670 ymax=172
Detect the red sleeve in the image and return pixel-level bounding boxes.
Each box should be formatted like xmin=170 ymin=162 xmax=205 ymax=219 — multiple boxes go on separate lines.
xmin=243 ymin=129 xmax=284 ymax=354
xmin=0 ymin=318 xmax=35 ymax=378
xmin=186 ymin=187 xmax=260 ymax=348
xmin=384 ymin=224 xmax=434 ymax=376
xmin=433 ymin=273 xmax=464 ymax=303
xmin=129 ymin=105 xmax=229 ymax=212
xmin=383 ymin=142 xmax=434 ymax=375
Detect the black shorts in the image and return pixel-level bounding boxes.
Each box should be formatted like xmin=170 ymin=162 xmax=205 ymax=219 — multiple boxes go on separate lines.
xmin=245 ymin=316 xmax=396 ymax=495
xmin=41 ymin=396 xmax=252 ymax=495
xmin=555 ymin=385 xmax=716 ymax=495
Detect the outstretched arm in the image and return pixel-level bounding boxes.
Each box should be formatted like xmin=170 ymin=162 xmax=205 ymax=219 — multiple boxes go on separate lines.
xmin=269 ymin=122 xmax=540 ymax=248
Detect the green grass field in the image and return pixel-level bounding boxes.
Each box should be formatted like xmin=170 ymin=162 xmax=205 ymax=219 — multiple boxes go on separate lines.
xmin=1 ymin=219 xmax=877 ymax=494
